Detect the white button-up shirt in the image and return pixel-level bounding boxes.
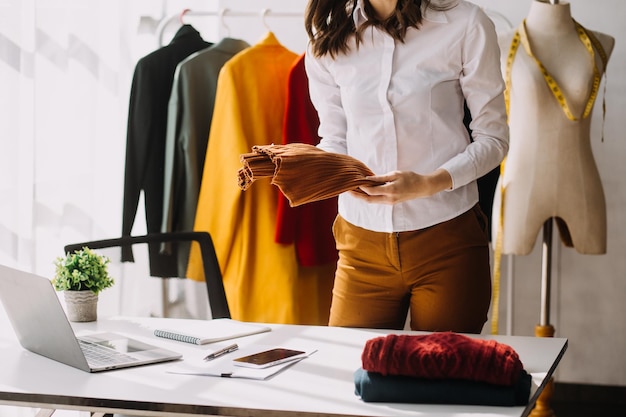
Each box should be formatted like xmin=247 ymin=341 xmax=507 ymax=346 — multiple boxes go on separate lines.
xmin=305 ymin=0 xmax=508 ymax=233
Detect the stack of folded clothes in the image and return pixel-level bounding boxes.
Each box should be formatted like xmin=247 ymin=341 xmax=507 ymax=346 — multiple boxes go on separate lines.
xmin=354 ymin=332 xmax=531 ymax=406
xmin=237 ymin=143 xmax=382 ymax=207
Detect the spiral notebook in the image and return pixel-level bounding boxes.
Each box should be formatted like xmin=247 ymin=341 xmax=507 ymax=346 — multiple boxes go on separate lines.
xmin=154 ymin=318 xmax=271 ymax=345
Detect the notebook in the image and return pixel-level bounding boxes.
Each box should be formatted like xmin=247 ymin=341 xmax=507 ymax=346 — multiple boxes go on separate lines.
xmin=154 ymin=318 xmax=271 ymax=345
xmin=0 ymin=264 xmax=182 ymax=373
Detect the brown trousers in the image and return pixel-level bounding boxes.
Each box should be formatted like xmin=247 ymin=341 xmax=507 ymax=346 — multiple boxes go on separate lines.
xmin=329 ymin=204 xmax=491 ymax=334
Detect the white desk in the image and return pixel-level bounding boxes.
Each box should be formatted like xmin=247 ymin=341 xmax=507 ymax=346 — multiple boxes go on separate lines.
xmin=0 ymin=313 xmax=567 ymax=417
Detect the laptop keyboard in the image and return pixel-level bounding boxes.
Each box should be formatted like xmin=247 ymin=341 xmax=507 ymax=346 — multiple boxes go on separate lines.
xmin=79 ymin=339 xmax=137 ymax=367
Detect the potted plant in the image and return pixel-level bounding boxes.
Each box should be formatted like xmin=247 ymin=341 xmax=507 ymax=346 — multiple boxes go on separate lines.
xmin=52 ymin=247 xmax=115 ymax=322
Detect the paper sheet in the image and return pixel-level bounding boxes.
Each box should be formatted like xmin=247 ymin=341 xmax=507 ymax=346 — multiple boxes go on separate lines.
xmin=166 ymin=345 xmax=317 ymax=380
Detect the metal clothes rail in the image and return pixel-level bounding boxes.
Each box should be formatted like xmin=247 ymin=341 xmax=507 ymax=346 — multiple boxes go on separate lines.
xmin=157 ymin=8 xmax=303 ymax=46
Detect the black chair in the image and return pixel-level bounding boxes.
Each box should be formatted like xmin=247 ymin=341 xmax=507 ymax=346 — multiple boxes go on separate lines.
xmin=64 ymin=232 xmax=230 ymax=319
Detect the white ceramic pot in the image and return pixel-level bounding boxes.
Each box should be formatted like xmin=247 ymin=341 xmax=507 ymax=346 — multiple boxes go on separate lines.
xmin=64 ymin=290 xmax=98 ymax=322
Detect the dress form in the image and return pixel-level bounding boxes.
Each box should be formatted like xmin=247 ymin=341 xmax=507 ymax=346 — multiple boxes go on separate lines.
xmin=491 ymin=0 xmax=615 ymax=255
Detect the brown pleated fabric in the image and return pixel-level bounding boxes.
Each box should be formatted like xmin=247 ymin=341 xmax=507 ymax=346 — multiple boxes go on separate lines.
xmin=238 ymin=143 xmax=382 ymax=207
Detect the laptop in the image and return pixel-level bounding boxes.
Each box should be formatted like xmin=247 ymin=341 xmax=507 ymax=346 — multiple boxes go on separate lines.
xmin=0 ymin=263 xmax=182 ymax=372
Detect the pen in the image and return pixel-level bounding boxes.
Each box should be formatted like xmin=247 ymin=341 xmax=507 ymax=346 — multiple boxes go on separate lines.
xmin=204 ymin=343 xmax=239 ymax=361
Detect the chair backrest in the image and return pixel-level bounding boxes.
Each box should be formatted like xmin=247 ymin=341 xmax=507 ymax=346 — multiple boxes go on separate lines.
xmin=63 ymin=232 xmax=230 ymax=319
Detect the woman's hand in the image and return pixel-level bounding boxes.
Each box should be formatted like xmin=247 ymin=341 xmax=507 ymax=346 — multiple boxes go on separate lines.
xmin=351 ymin=168 xmax=453 ymax=205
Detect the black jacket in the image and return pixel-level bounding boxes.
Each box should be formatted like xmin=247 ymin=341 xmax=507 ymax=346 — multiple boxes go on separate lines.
xmin=121 ymin=25 xmax=211 ymax=277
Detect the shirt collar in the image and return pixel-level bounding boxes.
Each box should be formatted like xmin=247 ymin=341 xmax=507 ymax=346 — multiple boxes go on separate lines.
xmin=257 ymin=31 xmax=281 ymax=47
xmin=170 ymin=24 xmax=203 ymax=44
xmin=352 ymin=0 xmax=451 ymax=27
xmin=353 ymin=0 xmax=367 ymax=27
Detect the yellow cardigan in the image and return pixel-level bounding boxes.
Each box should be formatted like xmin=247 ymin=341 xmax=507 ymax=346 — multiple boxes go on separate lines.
xmin=187 ymin=33 xmax=333 ymax=324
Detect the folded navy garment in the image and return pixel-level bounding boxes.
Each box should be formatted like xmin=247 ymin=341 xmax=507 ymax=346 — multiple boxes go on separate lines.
xmin=354 ymin=368 xmax=531 ymax=406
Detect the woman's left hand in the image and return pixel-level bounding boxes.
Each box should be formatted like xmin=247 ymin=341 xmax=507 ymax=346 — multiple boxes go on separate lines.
xmin=352 ymin=169 xmax=452 ymax=205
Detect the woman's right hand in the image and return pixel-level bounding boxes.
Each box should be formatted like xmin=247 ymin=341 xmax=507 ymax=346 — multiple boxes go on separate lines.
xmin=352 ymin=169 xmax=452 ymax=205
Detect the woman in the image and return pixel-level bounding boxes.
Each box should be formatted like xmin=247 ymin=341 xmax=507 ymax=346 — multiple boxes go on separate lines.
xmin=304 ymin=0 xmax=508 ymax=333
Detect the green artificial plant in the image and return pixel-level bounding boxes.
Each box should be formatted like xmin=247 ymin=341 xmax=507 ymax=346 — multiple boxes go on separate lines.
xmin=52 ymin=247 xmax=115 ymax=294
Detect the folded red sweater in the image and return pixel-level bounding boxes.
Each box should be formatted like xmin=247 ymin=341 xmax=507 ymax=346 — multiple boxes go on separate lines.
xmin=361 ymin=332 xmax=524 ymax=386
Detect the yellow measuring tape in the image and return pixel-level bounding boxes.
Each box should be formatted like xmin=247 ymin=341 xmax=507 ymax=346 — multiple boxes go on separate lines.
xmin=504 ymin=19 xmax=608 ymax=122
xmin=492 ymin=19 xmax=608 ymax=335
xmin=490 ymin=160 xmax=506 ymax=335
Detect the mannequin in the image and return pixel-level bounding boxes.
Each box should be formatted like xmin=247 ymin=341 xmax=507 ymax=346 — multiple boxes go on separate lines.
xmin=491 ymin=0 xmax=615 ymax=255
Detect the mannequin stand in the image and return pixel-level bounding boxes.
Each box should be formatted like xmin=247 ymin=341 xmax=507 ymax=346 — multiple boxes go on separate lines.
xmin=530 ymin=219 xmax=556 ymax=417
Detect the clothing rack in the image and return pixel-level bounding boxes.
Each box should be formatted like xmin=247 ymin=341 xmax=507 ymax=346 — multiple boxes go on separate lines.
xmin=157 ymin=8 xmax=303 ymax=46
xmin=156 ymin=7 xmax=512 ymax=47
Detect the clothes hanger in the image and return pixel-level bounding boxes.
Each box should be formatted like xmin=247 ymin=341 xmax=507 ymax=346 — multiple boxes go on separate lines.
xmin=157 ymin=8 xmax=302 ymax=47
xmin=260 ymin=8 xmax=272 ymax=32
xmin=219 ymin=8 xmax=232 ymax=38
xmin=179 ymin=8 xmax=190 ymax=24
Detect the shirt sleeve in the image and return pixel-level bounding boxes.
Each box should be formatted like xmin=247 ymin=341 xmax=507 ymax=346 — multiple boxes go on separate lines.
xmin=439 ymin=7 xmax=509 ymax=190
xmin=304 ymin=45 xmax=349 ymax=155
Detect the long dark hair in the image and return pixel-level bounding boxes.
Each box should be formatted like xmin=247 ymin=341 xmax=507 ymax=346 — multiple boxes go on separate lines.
xmin=305 ymin=0 xmax=436 ymax=58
